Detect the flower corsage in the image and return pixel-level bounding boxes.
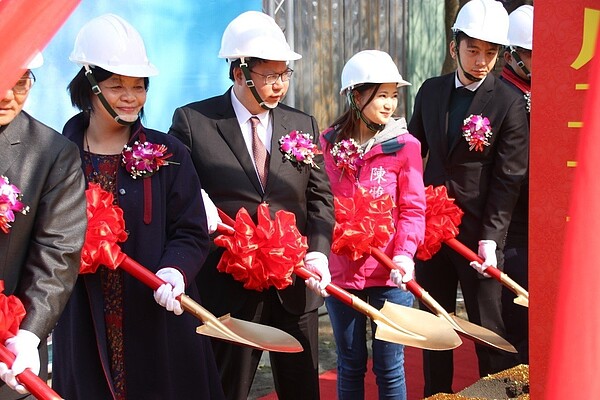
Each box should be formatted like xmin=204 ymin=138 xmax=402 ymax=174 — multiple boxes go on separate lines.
xmin=0 ymin=176 xmax=29 ymax=234
xmin=462 ymin=114 xmax=492 ymax=152
xmin=331 ymin=138 xmax=364 ymax=178
xmin=121 ymin=141 xmax=175 ymax=179
xmin=279 ymin=130 xmax=321 ymax=170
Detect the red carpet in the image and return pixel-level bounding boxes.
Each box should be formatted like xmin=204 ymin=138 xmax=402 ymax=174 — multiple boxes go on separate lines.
xmin=260 ymin=340 xmax=478 ymax=400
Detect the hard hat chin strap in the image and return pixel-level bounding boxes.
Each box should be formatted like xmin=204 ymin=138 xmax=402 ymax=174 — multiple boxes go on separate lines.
xmin=347 ymin=90 xmax=384 ymax=133
xmin=509 ymin=46 xmax=531 ymax=79
xmin=84 ymin=66 xmax=137 ymax=126
xmin=239 ymin=59 xmax=275 ymax=110
xmin=453 ymin=39 xmax=483 ymax=83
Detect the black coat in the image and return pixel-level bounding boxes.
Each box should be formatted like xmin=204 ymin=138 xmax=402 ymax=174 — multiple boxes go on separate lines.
xmin=409 ymin=72 xmax=529 ymax=249
xmin=52 ymin=113 xmax=224 ymax=400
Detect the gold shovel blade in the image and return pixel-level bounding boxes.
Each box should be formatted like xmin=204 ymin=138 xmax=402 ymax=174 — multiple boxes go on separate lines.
xmin=196 ymin=314 xmax=303 ymax=353
xmin=513 ymin=295 xmax=529 ymax=308
xmin=449 ymin=315 xmax=517 ymax=353
xmin=375 ymin=301 xmax=462 ymax=350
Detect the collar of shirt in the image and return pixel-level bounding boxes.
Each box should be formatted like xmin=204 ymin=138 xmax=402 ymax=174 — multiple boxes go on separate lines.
xmin=230 ymin=89 xmax=272 ymax=155
xmin=454 ymin=72 xmax=486 ymax=92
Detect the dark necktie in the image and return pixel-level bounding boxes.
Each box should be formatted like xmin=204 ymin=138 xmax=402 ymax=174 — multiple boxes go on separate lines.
xmin=250 ymin=116 xmax=269 ymax=188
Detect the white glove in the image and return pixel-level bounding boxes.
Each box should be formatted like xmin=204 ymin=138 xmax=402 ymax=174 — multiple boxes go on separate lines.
xmin=469 ymin=240 xmax=496 ymax=278
xmin=154 ymin=267 xmax=185 ymax=315
xmin=303 ymin=251 xmax=331 ymax=297
xmin=0 ymin=329 xmax=41 ymax=394
xmin=390 ymin=255 xmax=415 ymax=291
xmin=201 ymin=189 xmax=221 ymax=234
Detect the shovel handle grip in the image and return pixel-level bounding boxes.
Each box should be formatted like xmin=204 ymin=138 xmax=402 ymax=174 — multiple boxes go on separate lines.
xmin=119 ymin=256 xmax=164 ymax=291
xmin=368 ymin=247 xmax=425 ymax=299
xmin=294 ymin=267 xmax=354 ymax=306
xmin=444 ymin=238 xmax=504 ymax=281
xmin=444 ymin=238 xmax=528 ymax=299
xmin=0 ymin=345 xmax=63 ymax=400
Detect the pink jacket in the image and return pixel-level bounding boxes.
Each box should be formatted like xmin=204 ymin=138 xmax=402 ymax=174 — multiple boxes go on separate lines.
xmin=320 ymin=118 xmax=426 ymax=290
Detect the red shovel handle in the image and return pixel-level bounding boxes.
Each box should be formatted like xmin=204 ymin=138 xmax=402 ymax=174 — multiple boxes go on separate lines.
xmin=293 ymin=266 xmax=354 ymax=306
xmin=0 ymin=345 xmax=63 ymax=400
xmin=118 ymin=256 xmax=165 ymax=291
xmin=444 ymin=238 xmax=502 ymax=280
xmin=368 ymin=247 xmax=426 ymax=300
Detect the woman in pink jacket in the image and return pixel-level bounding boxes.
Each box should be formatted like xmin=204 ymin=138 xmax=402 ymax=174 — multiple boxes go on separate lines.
xmin=319 ymin=50 xmax=426 ymax=399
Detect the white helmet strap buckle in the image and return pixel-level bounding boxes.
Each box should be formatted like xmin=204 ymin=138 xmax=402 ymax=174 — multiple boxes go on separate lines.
xmin=509 ymin=46 xmax=531 ymax=79
xmin=239 ymin=60 xmax=273 ymax=110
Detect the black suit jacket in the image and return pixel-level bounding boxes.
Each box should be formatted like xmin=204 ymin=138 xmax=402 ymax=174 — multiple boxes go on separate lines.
xmin=169 ymin=89 xmax=334 ymax=316
xmin=408 ymin=73 xmax=529 ymax=249
xmin=0 ymin=112 xmax=85 ymax=399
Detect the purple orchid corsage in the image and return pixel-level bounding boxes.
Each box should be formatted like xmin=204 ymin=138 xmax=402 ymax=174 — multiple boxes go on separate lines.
xmin=0 ymin=176 xmax=29 ymax=234
xmin=279 ymin=130 xmax=321 ymax=169
xmin=462 ymin=114 xmax=493 ymax=152
xmin=122 ymin=141 xmax=176 ymax=179
xmin=331 ymin=138 xmax=364 ymax=177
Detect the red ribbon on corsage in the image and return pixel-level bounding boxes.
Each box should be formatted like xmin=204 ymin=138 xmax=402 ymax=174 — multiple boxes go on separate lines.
xmin=415 ymin=185 xmax=464 ymax=261
xmin=214 ymin=203 xmax=308 ymax=291
xmin=331 ymin=187 xmax=395 ymax=261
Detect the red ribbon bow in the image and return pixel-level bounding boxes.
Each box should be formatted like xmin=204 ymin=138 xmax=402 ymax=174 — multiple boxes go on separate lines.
xmin=0 ymin=281 xmax=25 ymax=343
xmin=415 ymin=185 xmax=464 ymax=261
xmin=214 ymin=203 xmax=308 ymax=291
xmin=331 ymin=187 xmax=396 ymax=260
xmin=80 ymin=183 xmax=128 ymax=273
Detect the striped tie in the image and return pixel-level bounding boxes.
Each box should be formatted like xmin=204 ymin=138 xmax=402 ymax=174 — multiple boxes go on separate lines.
xmin=250 ymin=116 xmax=269 ymax=188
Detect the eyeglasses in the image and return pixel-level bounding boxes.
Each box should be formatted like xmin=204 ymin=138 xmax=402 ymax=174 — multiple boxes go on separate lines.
xmin=249 ymin=69 xmax=293 ymax=85
xmin=12 ymin=72 xmax=36 ymax=95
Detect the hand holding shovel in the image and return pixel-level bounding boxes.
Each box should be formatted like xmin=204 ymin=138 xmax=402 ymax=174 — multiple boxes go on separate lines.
xmin=0 ymin=282 xmax=63 ymax=400
xmin=82 ymin=184 xmax=302 ymax=353
xmin=215 ymin=204 xmax=461 ymax=351
xmin=332 ymin=187 xmax=516 ymax=353
xmin=417 ymin=185 xmax=529 ymax=308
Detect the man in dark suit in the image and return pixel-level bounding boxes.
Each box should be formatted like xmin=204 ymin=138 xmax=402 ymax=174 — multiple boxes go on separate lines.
xmin=408 ymin=0 xmax=527 ymax=396
xmin=168 ymin=11 xmax=334 ymax=400
xmin=0 ymin=53 xmax=86 ymax=399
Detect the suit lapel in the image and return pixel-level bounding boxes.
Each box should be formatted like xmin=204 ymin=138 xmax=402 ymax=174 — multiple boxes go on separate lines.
xmin=266 ymin=108 xmax=290 ymax=196
xmin=0 ymin=115 xmax=24 ymax=177
xmin=215 ymin=91 xmax=264 ymax=194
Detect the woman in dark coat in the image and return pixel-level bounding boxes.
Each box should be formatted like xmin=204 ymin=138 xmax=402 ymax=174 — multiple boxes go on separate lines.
xmin=51 ymin=14 xmax=225 ymax=400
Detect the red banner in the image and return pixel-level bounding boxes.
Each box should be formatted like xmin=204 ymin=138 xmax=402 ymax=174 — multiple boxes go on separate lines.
xmin=530 ymin=3 xmax=599 ymax=398
xmin=544 ymin=10 xmax=600 ymax=399
xmin=0 ymin=0 xmax=80 ymax=94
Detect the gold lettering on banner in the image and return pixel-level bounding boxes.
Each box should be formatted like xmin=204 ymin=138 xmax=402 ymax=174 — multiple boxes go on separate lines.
xmin=571 ymin=8 xmax=600 ymax=70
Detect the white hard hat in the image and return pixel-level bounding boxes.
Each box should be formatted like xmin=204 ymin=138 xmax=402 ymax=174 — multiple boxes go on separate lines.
xmin=340 ymin=50 xmax=410 ymax=95
xmin=452 ymin=0 xmax=509 ymax=46
xmin=508 ymin=5 xmax=533 ymax=50
xmin=218 ymin=11 xmax=301 ymax=62
xmin=25 ymin=52 xmax=44 ymax=69
xmin=70 ymin=14 xmax=158 ymax=77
